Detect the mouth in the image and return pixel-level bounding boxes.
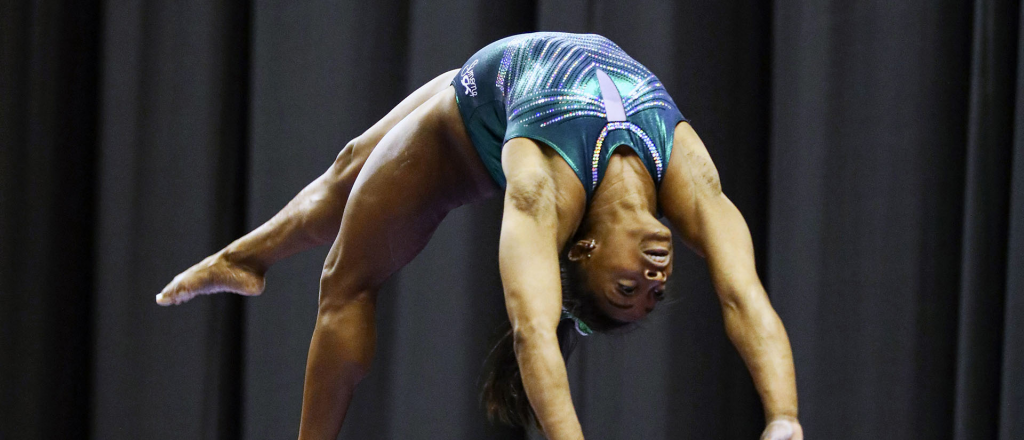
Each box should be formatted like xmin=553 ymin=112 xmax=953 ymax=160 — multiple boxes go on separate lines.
xmin=643 ymin=248 xmax=670 ymax=267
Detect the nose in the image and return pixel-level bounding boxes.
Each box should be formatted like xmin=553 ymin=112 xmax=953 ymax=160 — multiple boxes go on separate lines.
xmin=645 ymin=269 xmax=665 ymax=281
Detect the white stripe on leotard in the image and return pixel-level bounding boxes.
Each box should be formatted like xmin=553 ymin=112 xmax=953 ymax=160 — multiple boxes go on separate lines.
xmin=595 ymin=69 xmax=626 ymax=122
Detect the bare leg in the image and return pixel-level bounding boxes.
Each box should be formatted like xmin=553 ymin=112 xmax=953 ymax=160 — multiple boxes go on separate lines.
xmin=155 ymin=70 xmax=459 ymax=306
xmin=298 ymin=87 xmax=493 ymax=439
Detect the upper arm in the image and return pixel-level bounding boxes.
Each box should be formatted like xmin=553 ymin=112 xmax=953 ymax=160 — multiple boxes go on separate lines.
xmin=499 ymin=188 xmax=562 ymax=335
xmin=497 ymin=139 xmax=583 ymax=333
xmin=659 ymin=123 xmax=762 ymax=302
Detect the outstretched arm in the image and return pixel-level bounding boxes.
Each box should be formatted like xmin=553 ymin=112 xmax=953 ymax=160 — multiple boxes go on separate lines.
xmin=498 ymin=139 xmax=587 ymax=440
xmin=659 ymin=123 xmax=802 ymax=438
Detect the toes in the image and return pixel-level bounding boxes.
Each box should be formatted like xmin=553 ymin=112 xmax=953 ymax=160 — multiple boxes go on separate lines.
xmin=155 ymin=278 xmax=193 ymax=306
xmin=156 ymin=288 xmax=183 ymax=306
xmin=155 ymin=282 xmax=177 ymax=305
xmin=155 ymin=259 xmax=267 ymax=306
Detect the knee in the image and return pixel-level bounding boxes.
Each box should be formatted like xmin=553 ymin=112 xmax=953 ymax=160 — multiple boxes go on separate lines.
xmin=314 ymin=299 xmax=376 ymax=380
xmin=318 ymin=264 xmax=378 ymax=310
xmin=316 ymin=266 xmax=378 ymax=378
xmin=332 ymin=136 xmax=371 ymax=178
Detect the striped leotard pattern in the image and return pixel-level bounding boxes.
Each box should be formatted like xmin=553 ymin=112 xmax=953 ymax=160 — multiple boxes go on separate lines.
xmin=452 ymin=32 xmax=686 ymax=196
xmin=497 ymin=34 xmax=673 ymax=128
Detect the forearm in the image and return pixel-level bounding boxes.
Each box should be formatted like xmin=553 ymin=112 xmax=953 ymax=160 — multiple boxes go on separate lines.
xmin=720 ymin=289 xmax=798 ymax=420
xmin=223 ymin=170 xmax=350 ymax=270
xmin=514 ymin=329 xmax=584 ymax=440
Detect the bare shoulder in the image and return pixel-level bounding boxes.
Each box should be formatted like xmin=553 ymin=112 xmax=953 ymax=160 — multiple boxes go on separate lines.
xmin=661 ymin=122 xmax=723 ymax=204
xmin=658 ymin=122 xmax=728 ymax=252
xmin=501 ymin=138 xmax=584 ymax=197
xmin=501 ymin=137 xmax=587 ymax=245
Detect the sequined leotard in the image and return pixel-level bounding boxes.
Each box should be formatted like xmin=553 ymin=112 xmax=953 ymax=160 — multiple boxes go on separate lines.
xmin=451 ymin=32 xmax=687 ymax=198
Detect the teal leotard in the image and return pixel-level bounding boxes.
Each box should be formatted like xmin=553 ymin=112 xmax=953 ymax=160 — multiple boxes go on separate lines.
xmin=451 ymin=32 xmax=687 ymax=198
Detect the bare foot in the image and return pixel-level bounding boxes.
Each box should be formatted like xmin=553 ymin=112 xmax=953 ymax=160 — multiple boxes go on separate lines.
xmin=155 ymin=252 xmax=266 ymax=306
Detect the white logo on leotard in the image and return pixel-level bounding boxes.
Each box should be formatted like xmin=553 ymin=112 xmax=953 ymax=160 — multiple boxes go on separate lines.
xmin=461 ymin=59 xmax=479 ymax=97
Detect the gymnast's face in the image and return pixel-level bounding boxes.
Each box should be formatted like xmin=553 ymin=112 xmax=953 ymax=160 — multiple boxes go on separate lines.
xmin=570 ymin=221 xmax=673 ymax=322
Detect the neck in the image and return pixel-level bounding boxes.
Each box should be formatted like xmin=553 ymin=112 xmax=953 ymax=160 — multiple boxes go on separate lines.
xmin=583 ymin=153 xmax=658 ymax=231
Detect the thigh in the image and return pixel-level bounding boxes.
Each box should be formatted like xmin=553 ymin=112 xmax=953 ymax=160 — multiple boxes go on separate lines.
xmin=343 ymin=69 xmax=459 ymax=162
xmin=318 ymin=87 xmax=489 ymax=301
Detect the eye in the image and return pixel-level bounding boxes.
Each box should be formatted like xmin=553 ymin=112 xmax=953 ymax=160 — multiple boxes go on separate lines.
xmin=618 ymin=283 xmax=637 ymax=296
xmin=653 ymin=289 xmax=666 ymax=301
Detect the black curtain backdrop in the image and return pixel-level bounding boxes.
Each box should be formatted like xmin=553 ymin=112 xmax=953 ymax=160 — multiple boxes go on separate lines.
xmin=2 ymin=1 xmax=1022 ymax=439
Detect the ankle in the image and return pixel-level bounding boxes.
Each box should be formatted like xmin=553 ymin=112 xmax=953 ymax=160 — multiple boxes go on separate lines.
xmin=218 ymin=245 xmax=268 ymax=274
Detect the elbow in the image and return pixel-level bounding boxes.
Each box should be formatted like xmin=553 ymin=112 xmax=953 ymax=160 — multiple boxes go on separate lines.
xmin=718 ymin=285 xmax=775 ymax=321
xmin=720 ymin=288 xmax=786 ymax=341
xmin=717 ymin=285 xmax=752 ymax=313
xmin=511 ymin=321 xmax=558 ymax=355
xmin=313 ymin=302 xmax=376 ymax=381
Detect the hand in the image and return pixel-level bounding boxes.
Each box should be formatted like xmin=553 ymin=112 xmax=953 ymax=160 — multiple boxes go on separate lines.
xmin=760 ymin=416 xmax=803 ymax=440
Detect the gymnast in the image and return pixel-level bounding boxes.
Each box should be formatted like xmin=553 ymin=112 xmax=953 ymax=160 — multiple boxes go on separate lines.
xmin=156 ymin=32 xmax=802 ymax=440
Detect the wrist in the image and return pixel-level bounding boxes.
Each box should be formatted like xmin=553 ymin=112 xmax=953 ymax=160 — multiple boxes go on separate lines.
xmin=765 ymin=410 xmax=798 ymax=422
xmin=766 ymin=413 xmax=799 ymax=423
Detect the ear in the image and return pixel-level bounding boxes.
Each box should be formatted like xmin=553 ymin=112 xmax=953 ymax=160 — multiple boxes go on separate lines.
xmin=567 ymin=239 xmax=596 ymax=262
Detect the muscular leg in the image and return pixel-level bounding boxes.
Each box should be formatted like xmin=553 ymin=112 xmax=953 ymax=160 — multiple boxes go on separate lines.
xmin=156 ymin=69 xmax=459 ymax=306
xmin=298 ymin=87 xmax=493 ymax=439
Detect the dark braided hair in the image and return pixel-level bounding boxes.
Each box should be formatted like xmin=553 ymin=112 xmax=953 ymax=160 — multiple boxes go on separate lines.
xmin=480 ymin=255 xmax=630 ymax=428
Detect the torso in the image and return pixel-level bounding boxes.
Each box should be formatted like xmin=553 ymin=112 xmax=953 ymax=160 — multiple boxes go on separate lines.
xmin=331 ymin=33 xmax=693 ymax=288
xmin=451 ymin=32 xmax=687 ymax=200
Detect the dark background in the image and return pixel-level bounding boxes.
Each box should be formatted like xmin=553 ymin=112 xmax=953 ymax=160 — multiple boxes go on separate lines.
xmin=2 ymin=0 xmax=1022 ymax=439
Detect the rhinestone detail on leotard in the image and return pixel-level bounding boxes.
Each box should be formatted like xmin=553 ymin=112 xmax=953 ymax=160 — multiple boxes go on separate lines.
xmin=494 ymin=34 xmax=670 ymax=188
xmin=592 ymin=122 xmax=662 ymax=188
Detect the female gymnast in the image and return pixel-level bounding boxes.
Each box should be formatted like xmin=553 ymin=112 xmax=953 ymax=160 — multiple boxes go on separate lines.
xmin=156 ymin=32 xmax=803 ymax=440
